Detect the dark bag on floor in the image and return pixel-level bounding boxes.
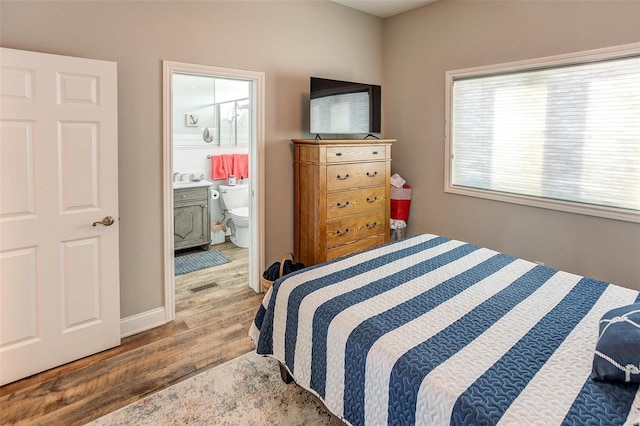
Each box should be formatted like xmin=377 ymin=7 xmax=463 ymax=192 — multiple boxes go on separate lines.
xmin=262 ymin=253 xmax=305 ymax=290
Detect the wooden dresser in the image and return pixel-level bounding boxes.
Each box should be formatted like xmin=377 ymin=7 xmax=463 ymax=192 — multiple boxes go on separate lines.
xmin=292 ymin=139 xmax=395 ymax=266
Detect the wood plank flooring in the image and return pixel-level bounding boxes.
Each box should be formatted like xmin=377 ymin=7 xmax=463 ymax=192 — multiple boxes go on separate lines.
xmin=0 ymin=241 xmax=264 ymax=425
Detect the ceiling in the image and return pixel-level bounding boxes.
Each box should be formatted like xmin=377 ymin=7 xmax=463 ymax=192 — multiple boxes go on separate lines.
xmin=330 ymin=0 xmax=436 ymax=18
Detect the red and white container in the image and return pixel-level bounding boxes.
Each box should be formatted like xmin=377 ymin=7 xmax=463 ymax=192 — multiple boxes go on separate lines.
xmin=390 ymin=184 xmax=412 ymax=221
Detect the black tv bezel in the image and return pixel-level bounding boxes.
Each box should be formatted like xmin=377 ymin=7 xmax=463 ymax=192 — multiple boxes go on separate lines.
xmin=310 ymin=77 xmax=381 ymax=135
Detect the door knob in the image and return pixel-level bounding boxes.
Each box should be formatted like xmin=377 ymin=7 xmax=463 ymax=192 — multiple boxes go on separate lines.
xmin=93 ymin=216 xmax=115 ymax=227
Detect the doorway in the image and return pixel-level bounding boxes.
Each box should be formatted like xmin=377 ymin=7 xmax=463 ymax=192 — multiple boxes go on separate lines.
xmin=162 ymin=61 xmax=265 ymax=322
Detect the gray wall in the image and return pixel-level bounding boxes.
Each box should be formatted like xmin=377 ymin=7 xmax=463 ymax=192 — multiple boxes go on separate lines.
xmin=384 ymin=0 xmax=640 ymax=290
xmin=0 ymin=1 xmax=384 ymax=317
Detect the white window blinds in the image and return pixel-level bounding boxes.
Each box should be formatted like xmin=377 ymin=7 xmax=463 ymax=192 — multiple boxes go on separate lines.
xmin=447 ymin=47 xmax=640 ymax=222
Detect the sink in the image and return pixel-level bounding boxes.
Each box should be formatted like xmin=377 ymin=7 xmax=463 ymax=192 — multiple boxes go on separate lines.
xmin=173 ymin=180 xmax=213 ymax=189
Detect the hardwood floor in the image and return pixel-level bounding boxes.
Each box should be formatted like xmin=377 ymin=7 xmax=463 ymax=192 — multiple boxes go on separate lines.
xmin=0 ymin=241 xmax=264 ymax=425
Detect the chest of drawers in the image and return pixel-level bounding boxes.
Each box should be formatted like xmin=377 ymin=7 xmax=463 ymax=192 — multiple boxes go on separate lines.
xmin=292 ymin=139 xmax=395 ymax=266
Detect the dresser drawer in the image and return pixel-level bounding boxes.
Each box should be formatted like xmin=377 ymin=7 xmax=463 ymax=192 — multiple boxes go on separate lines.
xmin=174 ymin=187 xmax=209 ymax=202
xmin=326 ymin=210 xmax=386 ymax=249
xmin=326 ymin=235 xmax=385 ymax=261
xmin=326 ymin=146 xmax=386 ymax=163
xmin=326 ymin=186 xmax=386 ymax=220
xmin=326 ymin=161 xmax=386 ymax=191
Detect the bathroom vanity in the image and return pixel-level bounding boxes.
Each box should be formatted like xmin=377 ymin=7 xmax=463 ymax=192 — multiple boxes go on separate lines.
xmin=173 ymin=181 xmax=212 ymax=251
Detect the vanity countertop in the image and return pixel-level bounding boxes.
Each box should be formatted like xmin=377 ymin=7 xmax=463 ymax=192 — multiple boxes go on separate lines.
xmin=173 ymin=180 xmax=214 ymax=189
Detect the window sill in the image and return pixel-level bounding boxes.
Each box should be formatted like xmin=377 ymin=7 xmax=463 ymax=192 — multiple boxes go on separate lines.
xmin=445 ymin=185 xmax=640 ymax=224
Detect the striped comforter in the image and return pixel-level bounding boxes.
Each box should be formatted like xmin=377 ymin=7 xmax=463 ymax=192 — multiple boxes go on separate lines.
xmin=250 ymin=234 xmax=640 ymax=425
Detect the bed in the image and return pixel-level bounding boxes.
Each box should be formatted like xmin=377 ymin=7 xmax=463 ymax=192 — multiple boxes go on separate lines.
xmin=250 ymin=234 xmax=640 ymax=425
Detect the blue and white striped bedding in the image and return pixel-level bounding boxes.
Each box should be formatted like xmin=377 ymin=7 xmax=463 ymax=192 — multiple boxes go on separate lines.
xmin=250 ymin=234 xmax=640 ymax=425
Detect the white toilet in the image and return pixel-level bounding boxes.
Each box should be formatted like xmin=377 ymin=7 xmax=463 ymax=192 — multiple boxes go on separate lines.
xmin=218 ymin=182 xmax=250 ymax=248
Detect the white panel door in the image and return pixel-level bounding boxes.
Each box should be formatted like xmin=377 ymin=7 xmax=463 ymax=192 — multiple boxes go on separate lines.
xmin=0 ymin=48 xmax=120 ymax=385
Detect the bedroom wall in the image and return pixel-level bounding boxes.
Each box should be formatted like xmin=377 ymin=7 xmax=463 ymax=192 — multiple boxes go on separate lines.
xmin=384 ymin=0 xmax=640 ymax=290
xmin=0 ymin=1 xmax=384 ymax=318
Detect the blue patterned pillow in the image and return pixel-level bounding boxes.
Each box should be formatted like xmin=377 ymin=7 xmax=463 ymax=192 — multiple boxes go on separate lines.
xmin=592 ymin=303 xmax=640 ymax=383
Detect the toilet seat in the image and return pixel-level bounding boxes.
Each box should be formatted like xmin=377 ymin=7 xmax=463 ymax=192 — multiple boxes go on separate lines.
xmin=229 ymin=207 xmax=248 ymax=218
xmin=229 ymin=207 xmax=249 ymax=227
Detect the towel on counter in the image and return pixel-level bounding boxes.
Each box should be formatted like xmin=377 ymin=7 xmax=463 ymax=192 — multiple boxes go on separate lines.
xmin=233 ymin=153 xmax=249 ymax=179
xmin=210 ymin=154 xmax=234 ymax=180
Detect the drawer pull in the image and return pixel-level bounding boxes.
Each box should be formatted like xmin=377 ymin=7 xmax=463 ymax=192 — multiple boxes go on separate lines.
xmin=336 ymin=228 xmax=350 ymax=236
xmin=366 ymin=171 xmax=378 ymax=177
xmin=366 ymin=196 xmax=379 ymax=203
xmin=337 ymin=201 xmax=350 ymax=208
xmin=181 ymin=195 xmax=187 ymax=198
xmin=335 ymin=152 xmax=343 ymax=157
xmin=366 ymin=222 xmax=378 ymax=229
xmin=337 ymin=174 xmax=350 ymax=180
xmin=372 ymin=151 xmax=379 ymax=155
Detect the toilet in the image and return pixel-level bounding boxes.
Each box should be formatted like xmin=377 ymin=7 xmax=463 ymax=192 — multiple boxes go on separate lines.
xmin=218 ymin=182 xmax=250 ymax=248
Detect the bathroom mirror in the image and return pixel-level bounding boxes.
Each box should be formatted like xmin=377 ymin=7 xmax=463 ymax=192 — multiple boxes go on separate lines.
xmin=172 ymin=73 xmax=250 ymax=147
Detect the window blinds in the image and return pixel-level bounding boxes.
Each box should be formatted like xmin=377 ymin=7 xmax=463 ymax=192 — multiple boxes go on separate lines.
xmin=450 ymin=55 xmax=640 ymax=215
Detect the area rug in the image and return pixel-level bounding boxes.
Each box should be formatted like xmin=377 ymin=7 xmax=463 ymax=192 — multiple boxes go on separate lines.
xmin=174 ymin=250 xmax=230 ymax=275
xmin=88 ymin=351 xmax=343 ymax=425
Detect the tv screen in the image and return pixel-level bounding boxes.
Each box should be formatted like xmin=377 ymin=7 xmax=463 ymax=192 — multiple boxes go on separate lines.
xmin=310 ymin=77 xmax=381 ymax=135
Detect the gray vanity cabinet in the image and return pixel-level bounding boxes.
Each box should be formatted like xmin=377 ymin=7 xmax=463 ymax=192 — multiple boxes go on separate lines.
xmin=174 ymin=186 xmax=211 ymax=251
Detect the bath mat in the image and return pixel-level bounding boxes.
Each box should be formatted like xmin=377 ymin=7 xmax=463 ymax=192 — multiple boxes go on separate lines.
xmin=88 ymin=351 xmax=342 ymax=425
xmin=174 ymin=250 xmax=230 ymax=275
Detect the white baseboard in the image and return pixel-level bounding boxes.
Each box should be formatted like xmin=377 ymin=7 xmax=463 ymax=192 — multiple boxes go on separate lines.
xmin=120 ymin=307 xmax=168 ymax=338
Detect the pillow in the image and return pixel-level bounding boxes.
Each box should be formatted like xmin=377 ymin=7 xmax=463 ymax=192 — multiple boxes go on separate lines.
xmin=592 ymin=302 xmax=640 ymax=383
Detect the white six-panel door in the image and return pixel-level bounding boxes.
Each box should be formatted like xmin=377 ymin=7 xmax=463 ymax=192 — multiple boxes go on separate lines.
xmin=0 ymin=48 xmax=120 ymax=385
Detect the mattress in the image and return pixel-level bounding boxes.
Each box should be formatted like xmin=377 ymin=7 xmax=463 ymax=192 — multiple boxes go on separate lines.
xmin=250 ymin=234 xmax=640 ymax=425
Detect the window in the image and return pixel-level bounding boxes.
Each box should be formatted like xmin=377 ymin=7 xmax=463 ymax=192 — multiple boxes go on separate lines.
xmin=445 ymin=43 xmax=640 ymax=223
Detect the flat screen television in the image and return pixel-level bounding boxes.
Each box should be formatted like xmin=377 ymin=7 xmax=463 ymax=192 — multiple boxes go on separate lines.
xmin=310 ymin=77 xmax=381 ymax=136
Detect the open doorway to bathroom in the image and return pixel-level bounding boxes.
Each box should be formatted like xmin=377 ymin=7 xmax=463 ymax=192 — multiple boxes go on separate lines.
xmin=162 ymin=61 xmax=265 ymax=323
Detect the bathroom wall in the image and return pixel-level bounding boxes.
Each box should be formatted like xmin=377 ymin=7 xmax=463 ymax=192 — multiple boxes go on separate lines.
xmin=172 ymin=73 xmax=251 ymax=147
xmin=172 ymin=73 xmax=251 ymax=225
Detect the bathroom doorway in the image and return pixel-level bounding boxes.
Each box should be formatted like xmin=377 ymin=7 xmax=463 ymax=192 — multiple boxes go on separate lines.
xmin=162 ymin=61 xmax=265 ymax=323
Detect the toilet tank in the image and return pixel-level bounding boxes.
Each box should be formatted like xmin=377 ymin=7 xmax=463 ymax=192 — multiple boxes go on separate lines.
xmin=219 ymin=183 xmax=249 ymax=210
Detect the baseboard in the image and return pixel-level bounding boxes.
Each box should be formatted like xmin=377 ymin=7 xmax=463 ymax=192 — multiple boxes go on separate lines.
xmin=120 ymin=307 xmax=167 ymax=338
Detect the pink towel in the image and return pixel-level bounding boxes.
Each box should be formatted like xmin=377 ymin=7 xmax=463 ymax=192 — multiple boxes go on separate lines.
xmin=233 ymin=153 xmax=249 ymax=179
xmin=222 ymin=154 xmax=233 ymax=178
xmin=210 ymin=155 xmax=225 ymax=180
xmin=210 ymin=154 xmax=234 ymax=180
